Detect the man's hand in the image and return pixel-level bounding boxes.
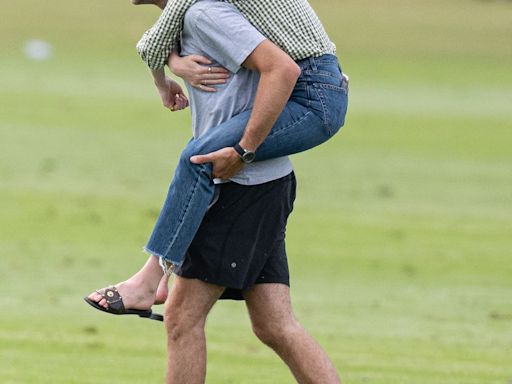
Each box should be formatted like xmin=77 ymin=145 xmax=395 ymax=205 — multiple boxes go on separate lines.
xmin=155 ymin=76 xmax=189 ymax=111
xmin=190 ymin=147 xmax=244 ymax=179
xmin=169 ymin=51 xmax=230 ymax=92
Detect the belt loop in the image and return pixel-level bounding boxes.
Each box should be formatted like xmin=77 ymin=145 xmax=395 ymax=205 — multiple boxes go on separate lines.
xmin=309 ymin=56 xmax=317 ymax=71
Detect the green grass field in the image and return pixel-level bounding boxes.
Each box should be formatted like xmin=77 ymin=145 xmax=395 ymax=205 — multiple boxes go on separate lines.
xmin=1 ymin=0 xmax=511 ymax=383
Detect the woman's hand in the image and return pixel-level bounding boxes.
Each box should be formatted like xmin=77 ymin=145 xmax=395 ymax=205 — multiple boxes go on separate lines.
xmin=168 ymin=51 xmax=230 ymax=92
xmin=155 ymin=76 xmax=189 ymax=111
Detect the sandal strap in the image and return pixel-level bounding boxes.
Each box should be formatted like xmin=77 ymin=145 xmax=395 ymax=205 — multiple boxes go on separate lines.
xmin=96 ymin=286 xmax=126 ymax=313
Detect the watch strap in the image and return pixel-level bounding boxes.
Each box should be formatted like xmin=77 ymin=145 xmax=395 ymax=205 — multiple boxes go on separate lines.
xmin=233 ymin=143 xmax=245 ymax=157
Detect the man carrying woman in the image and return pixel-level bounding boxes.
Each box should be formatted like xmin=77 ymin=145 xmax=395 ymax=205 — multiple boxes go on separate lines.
xmin=86 ymin=0 xmax=348 ymax=324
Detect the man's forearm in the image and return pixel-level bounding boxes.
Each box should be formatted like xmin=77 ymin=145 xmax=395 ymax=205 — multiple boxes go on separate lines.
xmin=238 ymin=71 xmax=297 ymax=151
xmin=188 ymin=43 xmax=300 ymax=178
xmin=239 ymin=49 xmax=301 ymax=152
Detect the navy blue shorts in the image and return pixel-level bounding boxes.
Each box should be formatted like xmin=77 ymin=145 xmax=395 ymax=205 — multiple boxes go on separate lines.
xmin=176 ymin=172 xmax=296 ymax=300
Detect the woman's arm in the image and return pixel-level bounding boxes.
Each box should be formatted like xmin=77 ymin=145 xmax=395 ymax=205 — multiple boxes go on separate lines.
xmin=152 ymin=51 xmax=230 ymax=108
xmin=137 ymin=0 xmax=229 ymax=107
xmin=136 ymin=0 xmax=196 ymax=70
xmin=168 ymin=51 xmax=230 ymax=93
xmin=153 ymin=67 xmax=189 ymax=111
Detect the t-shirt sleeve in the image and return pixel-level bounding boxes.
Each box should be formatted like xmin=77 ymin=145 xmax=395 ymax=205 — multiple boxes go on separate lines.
xmin=189 ymin=4 xmax=267 ymax=73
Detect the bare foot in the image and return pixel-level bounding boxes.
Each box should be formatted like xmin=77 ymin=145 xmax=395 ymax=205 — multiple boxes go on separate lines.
xmin=87 ymin=280 xmax=154 ymax=311
xmin=87 ymin=255 xmax=169 ymax=311
xmin=87 ymin=275 xmax=170 ymax=310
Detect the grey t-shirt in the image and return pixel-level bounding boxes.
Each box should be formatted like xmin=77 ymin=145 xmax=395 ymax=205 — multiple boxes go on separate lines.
xmin=181 ymin=0 xmax=293 ymax=185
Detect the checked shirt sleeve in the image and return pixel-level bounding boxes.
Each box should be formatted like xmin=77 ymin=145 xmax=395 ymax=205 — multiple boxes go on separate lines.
xmin=136 ymin=0 xmax=197 ymax=70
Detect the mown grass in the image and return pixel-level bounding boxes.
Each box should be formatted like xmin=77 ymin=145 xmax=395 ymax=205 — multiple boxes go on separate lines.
xmin=1 ymin=0 xmax=511 ymax=383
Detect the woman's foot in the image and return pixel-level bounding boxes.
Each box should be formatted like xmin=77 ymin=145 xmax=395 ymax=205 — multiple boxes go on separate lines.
xmin=87 ymin=277 xmax=168 ymax=311
xmin=155 ymin=274 xmax=170 ymax=305
xmin=87 ymin=255 xmax=168 ymax=311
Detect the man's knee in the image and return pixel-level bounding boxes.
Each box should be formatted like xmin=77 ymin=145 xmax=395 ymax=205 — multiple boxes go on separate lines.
xmin=164 ymin=313 xmax=204 ymax=343
xmin=252 ymin=317 xmax=301 ymax=348
xmin=163 ymin=277 xmax=222 ymax=343
xmin=164 ymin=295 xmax=209 ymax=343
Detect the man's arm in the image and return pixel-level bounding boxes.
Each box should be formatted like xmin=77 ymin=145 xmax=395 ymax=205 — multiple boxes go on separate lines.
xmin=238 ymin=41 xmax=301 ymax=151
xmin=190 ymin=40 xmax=300 ymax=179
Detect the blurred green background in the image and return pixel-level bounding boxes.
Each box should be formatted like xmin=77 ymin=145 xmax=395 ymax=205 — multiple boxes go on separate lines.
xmin=1 ymin=0 xmax=511 ymax=383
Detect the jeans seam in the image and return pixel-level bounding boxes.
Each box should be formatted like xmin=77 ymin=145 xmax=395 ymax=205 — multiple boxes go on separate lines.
xmin=303 ymin=70 xmax=339 ymax=78
xmin=314 ymin=85 xmax=329 ymax=127
xmin=316 ymin=83 xmax=348 ymax=94
xmin=266 ymin=110 xmax=314 ymax=139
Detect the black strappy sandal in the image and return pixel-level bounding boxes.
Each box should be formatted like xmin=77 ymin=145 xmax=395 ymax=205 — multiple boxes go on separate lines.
xmin=84 ymin=286 xmax=163 ymax=322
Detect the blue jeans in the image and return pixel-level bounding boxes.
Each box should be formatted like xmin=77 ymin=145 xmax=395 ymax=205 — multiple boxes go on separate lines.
xmin=145 ymin=54 xmax=349 ymax=266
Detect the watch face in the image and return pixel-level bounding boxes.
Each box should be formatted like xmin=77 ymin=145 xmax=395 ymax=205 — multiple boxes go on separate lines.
xmin=242 ymin=151 xmax=256 ymax=164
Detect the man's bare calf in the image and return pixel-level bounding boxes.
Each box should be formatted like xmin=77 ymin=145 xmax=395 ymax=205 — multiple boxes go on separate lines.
xmin=164 ymin=277 xmax=224 ymax=384
xmin=245 ymin=284 xmax=341 ymax=384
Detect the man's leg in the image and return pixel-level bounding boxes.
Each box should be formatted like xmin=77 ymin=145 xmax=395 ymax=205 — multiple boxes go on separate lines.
xmin=245 ymin=284 xmax=341 ymax=384
xmin=164 ymin=276 xmax=224 ymax=384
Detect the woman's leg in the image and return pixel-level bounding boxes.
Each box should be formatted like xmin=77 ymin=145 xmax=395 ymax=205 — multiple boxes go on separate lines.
xmin=144 ymin=112 xmax=252 ymax=266
xmin=146 ymin=57 xmax=348 ymax=267
xmin=86 ymin=56 xmax=347 ymax=311
xmin=87 ymin=254 xmax=168 ymax=310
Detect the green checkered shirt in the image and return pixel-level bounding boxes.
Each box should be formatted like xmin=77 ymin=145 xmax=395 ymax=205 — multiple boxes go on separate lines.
xmin=137 ymin=0 xmax=336 ymax=70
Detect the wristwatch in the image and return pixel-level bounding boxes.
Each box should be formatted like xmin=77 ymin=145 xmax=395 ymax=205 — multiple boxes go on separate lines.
xmin=233 ymin=143 xmax=256 ymax=164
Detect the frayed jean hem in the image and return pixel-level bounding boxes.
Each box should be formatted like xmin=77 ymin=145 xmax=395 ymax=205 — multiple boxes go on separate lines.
xmin=142 ymin=246 xmax=181 ymax=275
